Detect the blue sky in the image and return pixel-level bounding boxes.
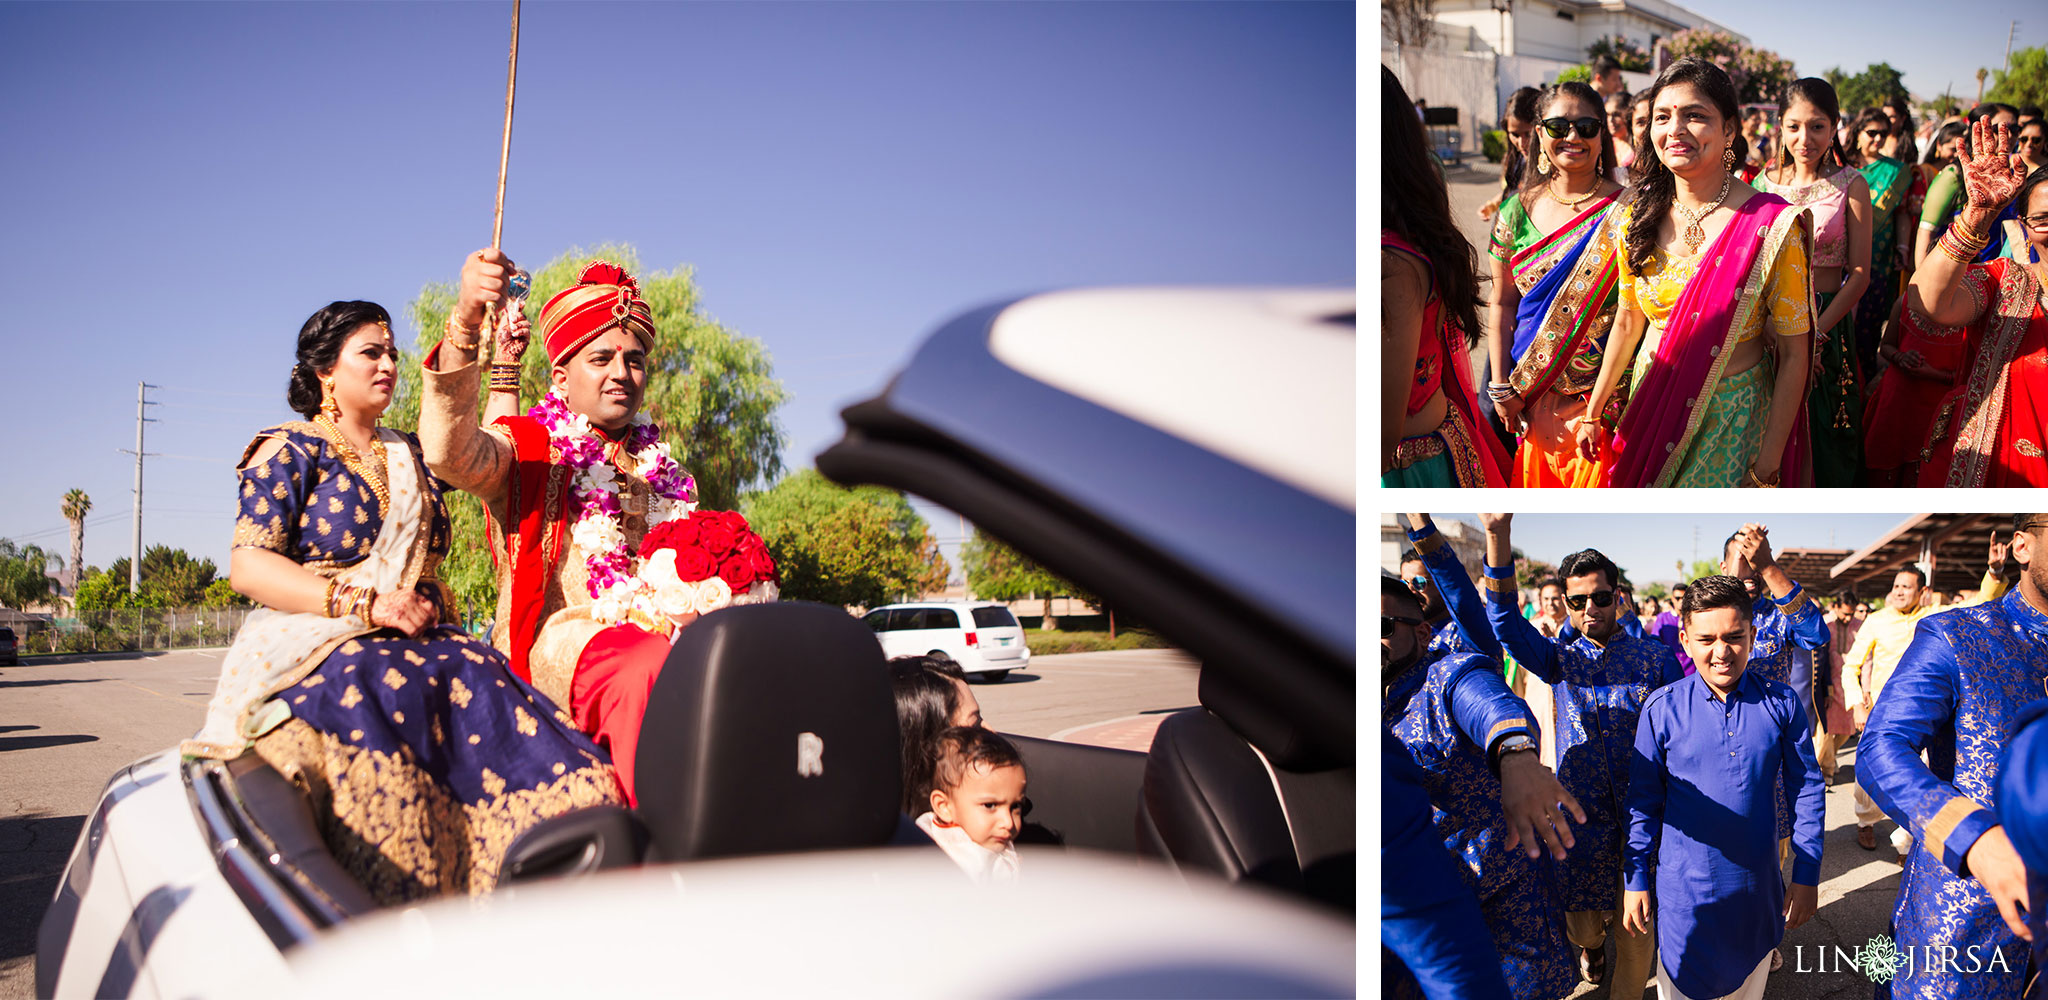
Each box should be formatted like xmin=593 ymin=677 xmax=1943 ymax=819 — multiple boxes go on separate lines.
xmin=1414 ymin=513 xmax=1916 ymax=588
xmin=0 ymin=1 xmax=1355 ymax=578
xmin=1690 ymin=0 xmax=2042 ymax=106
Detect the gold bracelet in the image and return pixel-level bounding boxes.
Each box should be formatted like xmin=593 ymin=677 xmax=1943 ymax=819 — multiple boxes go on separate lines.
xmin=1937 ymin=230 xmax=1983 ymax=265
xmin=487 ymin=364 xmax=523 ymax=393
xmin=322 ymin=578 xmax=341 ymax=617
xmin=1743 ymin=467 xmax=1781 ymax=488
xmin=444 ymin=314 xmax=482 ymax=353
xmin=356 ymin=587 xmax=378 ymax=626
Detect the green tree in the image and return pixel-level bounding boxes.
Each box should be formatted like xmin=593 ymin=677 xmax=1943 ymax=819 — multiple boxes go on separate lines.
xmin=74 ymin=567 xmax=140 ymax=612
xmin=1585 ymin=35 xmax=1651 ymax=73
xmin=87 ymin=546 xmax=219 ymax=609
xmin=1667 ymin=28 xmax=1797 ymax=105
xmin=961 ymin=528 xmax=1079 ymax=631
xmin=1823 ymin=62 xmax=1907 ymax=114
xmin=61 ymin=488 xmax=90 ymax=591
xmin=741 ymin=469 xmax=946 ymax=609
xmin=201 ymin=578 xmax=251 ymax=608
xmin=0 ymin=539 xmax=58 ymax=608
xmin=1512 ymin=549 xmax=1559 ymax=593
xmin=1988 ymin=46 xmax=2048 ymax=109
xmin=1685 ymin=559 xmax=1724 ymax=584
xmin=389 ymin=243 xmax=790 ymax=621
xmin=1555 ymin=65 xmax=1593 ymax=86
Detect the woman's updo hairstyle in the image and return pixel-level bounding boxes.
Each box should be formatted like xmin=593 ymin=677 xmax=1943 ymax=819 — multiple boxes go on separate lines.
xmin=1778 ymin=78 xmax=1848 ymax=172
xmin=287 ymin=300 xmax=392 ymax=419
xmin=1625 ymin=57 xmax=1748 ymax=274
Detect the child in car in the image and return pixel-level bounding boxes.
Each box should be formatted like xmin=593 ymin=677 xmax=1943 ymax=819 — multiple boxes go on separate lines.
xmin=915 ymin=726 xmax=1027 ymax=882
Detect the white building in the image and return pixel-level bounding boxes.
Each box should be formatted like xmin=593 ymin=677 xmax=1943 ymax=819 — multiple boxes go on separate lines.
xmin=1387 ymin=0 xmax=1742 ymax=153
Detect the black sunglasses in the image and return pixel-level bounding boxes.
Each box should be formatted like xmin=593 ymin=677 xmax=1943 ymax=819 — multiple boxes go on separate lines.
xmin=1564 ymin=590 xmax=1617 ymax=611
xmin=1383 ymin=614 xmax=1424 ymax=638
xmin=1862 ymin=128 xmax=1890 ymax=138
xmin=1540 ymin=116 xmax=1604 ymax=140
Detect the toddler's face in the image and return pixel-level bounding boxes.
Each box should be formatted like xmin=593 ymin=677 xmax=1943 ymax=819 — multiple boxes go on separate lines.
xmin=934 ymin=762 xmax=1026 ymax=851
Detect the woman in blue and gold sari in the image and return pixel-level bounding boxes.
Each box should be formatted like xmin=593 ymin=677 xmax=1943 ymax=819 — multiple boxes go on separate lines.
xmin=1486 ymin=80 xmax=1625 ymax=487
xmin=1576 ymin=58 xmax=1816 ymax=488
xmin=186 ymin=300 xmax=622 ymax=905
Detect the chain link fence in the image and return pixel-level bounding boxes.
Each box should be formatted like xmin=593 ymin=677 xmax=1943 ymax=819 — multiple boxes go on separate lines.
xmin=10 ymin=606 xmax=254 ymax=656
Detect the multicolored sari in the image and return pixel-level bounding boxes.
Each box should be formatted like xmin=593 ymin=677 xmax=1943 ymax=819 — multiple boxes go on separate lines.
xmin=1384 ymin=231 xmax=1510 ymax=488
xmin=1606 ymin=195 xmax=1816 ymax=488
xmin=1855 ymin=155 xmax=1912 ymax=375
xmin=1919 ymin=259 xmax=2048 ymax=487
xmin=1496 ymin=193 xmax=1624 ymax=487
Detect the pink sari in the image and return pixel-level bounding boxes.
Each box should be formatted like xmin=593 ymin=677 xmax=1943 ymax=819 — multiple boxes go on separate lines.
xmin=1606 ymin=194 xmax=1815 ymax=488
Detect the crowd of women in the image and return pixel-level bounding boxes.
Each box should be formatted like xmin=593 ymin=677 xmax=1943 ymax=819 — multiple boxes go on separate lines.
xmin=1383 ymin=59 xmax=2048 ymax=488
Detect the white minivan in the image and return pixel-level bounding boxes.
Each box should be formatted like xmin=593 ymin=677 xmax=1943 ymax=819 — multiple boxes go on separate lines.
xmin=861 ymin=602 xmax=1031 ymax=681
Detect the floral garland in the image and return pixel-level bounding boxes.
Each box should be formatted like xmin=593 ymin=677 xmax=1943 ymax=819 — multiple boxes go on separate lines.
xmin=528 ymin=387 xmax=697 ymax=624
xmin=625 ymin=511 xmax=780 ymax=635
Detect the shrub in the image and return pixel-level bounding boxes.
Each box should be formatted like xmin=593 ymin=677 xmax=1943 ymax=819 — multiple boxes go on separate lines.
xmin=1024 ymin=629 xmax=1171 ymax=657
xmin=1555 ymin=64 xmax=1593 ymax=85
xmin=1482 ymin=129 xmax=1508 ymax=162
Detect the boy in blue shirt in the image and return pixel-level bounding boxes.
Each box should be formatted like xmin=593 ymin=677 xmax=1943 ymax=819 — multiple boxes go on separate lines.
xmin=1623 ymin=575 xmax=1826 ymax=1000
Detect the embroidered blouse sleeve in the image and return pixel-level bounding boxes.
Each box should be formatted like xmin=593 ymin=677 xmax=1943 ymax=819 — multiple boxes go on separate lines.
xmin=1615 ymin=206 xmax=1639 ymax=306
xmin=232 ymin=431 xmax=315 ymax=555
xmin=1919 ymin=166 xmax=1961 ymax=229
xmin=1764 ymin=234 xmax=1812 ymax=338
xmin=1488 ymin=196 xmax=1525 ymax=263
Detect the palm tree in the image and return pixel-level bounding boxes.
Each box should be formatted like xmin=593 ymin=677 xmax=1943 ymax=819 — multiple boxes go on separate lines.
xmin=61 ymin=488 xmax=90 ymax=594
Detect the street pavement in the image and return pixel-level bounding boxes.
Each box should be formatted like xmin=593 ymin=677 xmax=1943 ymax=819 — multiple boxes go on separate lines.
xmin=0 ymin=645 xmax=1196 ymax=999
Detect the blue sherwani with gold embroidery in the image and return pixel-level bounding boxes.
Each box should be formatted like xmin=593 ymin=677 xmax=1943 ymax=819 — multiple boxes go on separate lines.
xmin=1863 ymin=589 xmax=2048 ymax=1000
xmin=1746 ymin=588 xmax=1828 ymax=839
xmin=1387 ymin=643 xmax=1576 ymax=1000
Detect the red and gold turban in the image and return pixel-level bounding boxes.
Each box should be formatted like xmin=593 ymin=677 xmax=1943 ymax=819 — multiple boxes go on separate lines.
xmin=539 ymin=260 xmax=657 ymax=366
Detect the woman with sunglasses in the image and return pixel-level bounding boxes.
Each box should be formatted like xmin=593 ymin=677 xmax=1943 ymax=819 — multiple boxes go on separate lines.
xmin=1751 ymin=80 xmax=1873 ymax=488
xmin=1910 ymin=123 xmax=2048 ymax=486
xmin=1383 ymin=67 xmax=1510 ymax=487
xmin=1484 ymin=81 xmax=1625 ymax=487
xmin=1575 ymin=58 xmax=1816 ymax=488
xmin=1916 ymin=106 xmax=2020 ymax=266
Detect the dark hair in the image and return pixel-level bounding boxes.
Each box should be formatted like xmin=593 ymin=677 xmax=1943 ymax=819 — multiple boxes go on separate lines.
xmin=1670 ymin=582 xmax=1689 ymax=594
xmin=1971 ymin=103 xmax=2019 ymax=125
xmin=1558 ymin=548 xmax=1620 ymax=589
xmin=1384 ymin=66 xmax=1484 ymax=350
xmin=2017 ymin=166 xmax=2048 ymax=220
xmin=1681 ymin=574 xmax=1754 ymax=625
xmin=1609 ymin=89 xmax=1633 ymax=108
xmin=1882 ymin=97 xmax=1919 ymax=162
xmin=2021 ymin=105 xmax=2045 ymax=120
xmin=1775 ymin=78 xmax=1847 ymax=173
xmin=1522 ymin=81 xmax=1619 ymax=199
xmin=1925 ymin=121 xmax=1969 ymax=165
xmin=1399 ymin=548 xmax=1423 ymax=568
xmin=288 ymin=301 xmax=392 ymax=419
xmin=1844 ymin=108 xmax=1892 ymax=169
xmin=929 ymin=726 xmax=1024 ymax=801
xmin=1595 ymin=56 xmax=1622 ymax=78
xmin=1538 ymin=576 xmax=1565 ymax=595
xmin=1501 ymin=86 xmax=1544 ymax=190
xmin=1894 ymin=566 xmax=1927 ymax=588
xmin=1382 ymin=573 xmax=1424 ymax=615
xmin=1625 ymin=58 xmax=1749 ymax=274
xmin=1831 ymin=590 xmax=1857 ymax=609
xmin=888 ymin=654 xmax=969 ymax=815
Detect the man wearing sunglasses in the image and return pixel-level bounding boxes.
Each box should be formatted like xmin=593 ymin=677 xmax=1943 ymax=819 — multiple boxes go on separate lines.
xmin=1383 ymin=571 xmax=1584 ymax=1000
xmin=1859 ymin=514 xmax=2048 ymax=1000
xmin=1399 ymin=545 xmax=1501 ymax=661
xmin=1403 ymin=513 xmax=1680 ymax=999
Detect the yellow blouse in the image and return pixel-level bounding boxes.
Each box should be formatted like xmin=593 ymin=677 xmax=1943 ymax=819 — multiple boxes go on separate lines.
xmin=1617 ymin=204 xmax=1811 ymax=344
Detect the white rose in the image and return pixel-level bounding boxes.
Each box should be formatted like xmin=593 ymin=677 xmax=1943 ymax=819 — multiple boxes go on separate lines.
xmin=591 ymin=594 xmax=626 ymax=624
xmin=582 ymin=463 xmax=618 ymax=489
xmin=693 ymin=576 xmax=733 ymax=615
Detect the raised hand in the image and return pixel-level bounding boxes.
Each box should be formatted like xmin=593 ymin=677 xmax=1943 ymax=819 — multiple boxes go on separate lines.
xmin=1478 ymin=513 xmax=1513 ymax=531
xmin=493 ymin=306 xmax=532 ymax=363
xmin=1991 ymin=530 xmax=2010 ymax=571
xmin=1961 ymin=120 xmax=2029 ymax=213
xmin=1739 ymin=523 xmax=1776 ymax=569
xmin=457 ymin=248 xmax=516 ymax=330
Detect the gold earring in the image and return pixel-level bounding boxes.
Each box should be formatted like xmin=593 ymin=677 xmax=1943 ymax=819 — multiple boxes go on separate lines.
xmin=319 ymin=373 xmax=341 ymax=421
xmin=1537 ymin=149 xmax=1552 ymax=176
xmin=1724 ymin=144 xmax=1737 ymax=169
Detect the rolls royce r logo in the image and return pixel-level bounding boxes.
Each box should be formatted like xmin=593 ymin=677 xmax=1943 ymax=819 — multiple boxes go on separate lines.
xmin=797 ymin=732 xmax=824 ymax=777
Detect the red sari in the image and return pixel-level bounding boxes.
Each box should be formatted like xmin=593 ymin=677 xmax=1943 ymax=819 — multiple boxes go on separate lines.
xmin=1862 ymin=303 xmax=1970 ymax=478
xmin=1918 ymin=259 xmax=2048 ymax=486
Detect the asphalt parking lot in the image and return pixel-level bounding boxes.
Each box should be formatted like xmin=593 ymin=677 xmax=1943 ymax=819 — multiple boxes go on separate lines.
xmin=0 ymin=645 xmax=1197 ymax=999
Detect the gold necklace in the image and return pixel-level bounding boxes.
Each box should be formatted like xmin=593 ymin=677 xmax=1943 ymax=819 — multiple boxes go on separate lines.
xmin=315 ymin=412 xmax=390 ymax=512
xmin=1673 ymin=174 xmax=1733 ymax=255
xmin=1549 ymin=179 xmax=1599 ymax=210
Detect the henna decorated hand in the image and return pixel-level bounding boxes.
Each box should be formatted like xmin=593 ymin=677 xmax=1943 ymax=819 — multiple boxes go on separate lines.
xmin=1961 ymin=120 xmax=2029 ymax=213
xmin=493 ymin=306 xmax=532 ymax=361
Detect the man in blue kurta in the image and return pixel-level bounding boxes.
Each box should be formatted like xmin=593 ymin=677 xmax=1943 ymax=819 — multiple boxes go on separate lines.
xmin=1995 ymin=698 xmax=2047 ymax=1000
xmin=1406 ymin=513 xmax=1682 ymax=999
xmin=1860 ymin=514 xmax=2048 ymax=1000
xmin=1623 ymin=574 xmax=1826 ymax=1000
xmin=1399 ymin=544 xmax=1501 ymax=660
xmin=1382 ymin=728 xmax=1512 ymax=1000
xmin=1381 ymin=572 xmax=1582 ymax=1000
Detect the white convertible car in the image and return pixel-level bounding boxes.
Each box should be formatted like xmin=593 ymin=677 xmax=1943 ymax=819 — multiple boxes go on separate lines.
xmin=37 ymin=287 xmax=1356 ymax=999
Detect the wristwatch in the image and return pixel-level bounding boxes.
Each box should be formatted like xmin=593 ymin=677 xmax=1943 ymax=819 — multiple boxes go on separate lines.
xmin=1496 ymin=734 xmax=1537 ymax=760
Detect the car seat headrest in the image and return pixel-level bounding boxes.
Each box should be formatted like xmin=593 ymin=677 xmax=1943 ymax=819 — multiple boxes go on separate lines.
xmin=634 ymin=602 xmax=904 ymax=862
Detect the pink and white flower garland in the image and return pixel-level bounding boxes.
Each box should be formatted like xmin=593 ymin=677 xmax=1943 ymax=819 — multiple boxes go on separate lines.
xmin=528 ymin=387 xmax=697 ymax=624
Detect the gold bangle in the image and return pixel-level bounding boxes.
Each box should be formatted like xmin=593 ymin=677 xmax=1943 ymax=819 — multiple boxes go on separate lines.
xmin=487 ymin=364 xmax=522 ymax=393
xmin=1744 ymin=467 xmax=1781 ymax=488
xmin=444 ymin=314 xmax=482 ymax=353
xmin=322 ymin=578 xmax=341 ymax=617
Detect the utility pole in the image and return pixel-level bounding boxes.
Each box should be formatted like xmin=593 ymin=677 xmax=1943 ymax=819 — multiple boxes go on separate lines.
xmin=2007 ymin=21 xmax=2020 ymax=76
xmin=119 ymin=382 xmax=159 ymax=593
